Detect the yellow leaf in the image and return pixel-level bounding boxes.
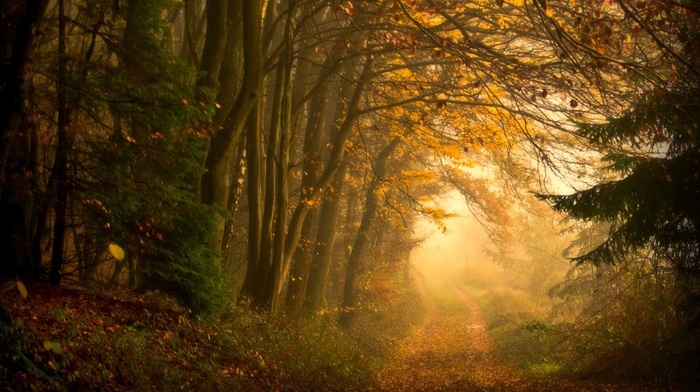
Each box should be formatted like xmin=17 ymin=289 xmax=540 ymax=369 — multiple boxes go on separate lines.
xmin=43 ymin=341 xmax=63 ymax=354
xmin=545 ymin=8 xmax=554 ymax=17
xmin=17 ymin=281 xmax=28 ymax=298
xmin=109 ymin=243 xmax=126 ymax=261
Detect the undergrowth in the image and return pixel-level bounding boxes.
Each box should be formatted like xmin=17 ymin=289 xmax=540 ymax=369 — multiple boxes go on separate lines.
xmin=0 ymin=279 xmax=424 ymax=391
xmin=461 ymin=259 xmax=700 ymax=390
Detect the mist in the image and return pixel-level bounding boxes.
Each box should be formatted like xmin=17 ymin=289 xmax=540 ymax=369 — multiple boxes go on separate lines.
xmin=410 ymin=191 xmax=499 ymax=290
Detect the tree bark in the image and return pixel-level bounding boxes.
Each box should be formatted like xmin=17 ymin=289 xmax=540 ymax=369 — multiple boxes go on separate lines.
xmin=49 ymin=0 xmax=69 ymax=285
xmin=196 ymin=0 xmax=228 ymax=94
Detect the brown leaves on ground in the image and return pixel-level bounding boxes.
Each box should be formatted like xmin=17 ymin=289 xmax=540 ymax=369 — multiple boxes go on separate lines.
xmin=0 ymin=282 xmax=282 ymax=391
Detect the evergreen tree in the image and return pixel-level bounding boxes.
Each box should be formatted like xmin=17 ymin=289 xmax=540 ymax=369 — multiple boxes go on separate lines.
xmin=538 ymin=88 xmax=700 ymax=273
xmin=76 ymin=0 xmax=226 ymax=315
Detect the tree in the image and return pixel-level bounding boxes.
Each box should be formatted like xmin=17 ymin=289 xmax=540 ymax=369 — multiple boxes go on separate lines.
xmin=339 ymin=137 xmax=402 ymax=327
xmin=535 ymin=0 xmax=700 ymax=274
xmin=0 ymin=0 xmax=50 ymax=277
xmin=538 ymin=88 xmax=700 ymax=271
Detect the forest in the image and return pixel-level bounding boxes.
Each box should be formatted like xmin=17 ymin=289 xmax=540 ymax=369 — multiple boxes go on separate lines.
xmin=1 ymin=0 xmax=699 ymax=390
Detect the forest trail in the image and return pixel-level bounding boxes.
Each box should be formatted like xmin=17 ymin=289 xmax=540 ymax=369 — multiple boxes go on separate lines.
xmin=377 ymin=264 xmax=667 ymax=392
xmin=377 ymin=265 xmax=516 ymax=391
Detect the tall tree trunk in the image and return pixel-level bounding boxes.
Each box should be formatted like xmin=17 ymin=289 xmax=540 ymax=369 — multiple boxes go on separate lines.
xmin=201 ymin=0 xmax=263 ymax=251
xmin=274 ymin=57 xmax=374 ymax=305
xmin=255 ymin=3 xmax=295 ymax=311
xmin=240 ymin=103 xmax=265 ymax=302
xmin=240 ymin=12 xmax=375 ymax=312
xmin=0 ymin=0 xmax=50 ymax=277
xmin=339 ymin=137 xmax=401 ymax=328
xmin=49 ymin=0 xmax=70 ymax=285
xmin=284 ymin=69 xmax=331 ymax=316
xmin=304 ymin=161 xmax=348 ymax=312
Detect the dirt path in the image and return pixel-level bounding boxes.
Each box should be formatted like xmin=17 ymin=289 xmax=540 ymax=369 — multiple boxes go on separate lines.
xmin=378 ymin=267 xmax=517 ymax=391
xmin=377 ymin=267 xmax=670 ymax=392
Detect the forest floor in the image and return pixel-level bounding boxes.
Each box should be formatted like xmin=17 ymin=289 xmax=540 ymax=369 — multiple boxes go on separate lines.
xmin=376 ymin=264 xmax=676 ymax=392
xmin=0 ymin=270 xmax=686 ymax=391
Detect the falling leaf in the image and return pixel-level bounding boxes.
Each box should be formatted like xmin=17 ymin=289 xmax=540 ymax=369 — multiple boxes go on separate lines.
xmin=109 ymin=243 xmax=126 ymax=261
xmin=17 ymin=281 xmax=28 ymax=298
xmin=43 ymin=341 xmax=63 ymax=354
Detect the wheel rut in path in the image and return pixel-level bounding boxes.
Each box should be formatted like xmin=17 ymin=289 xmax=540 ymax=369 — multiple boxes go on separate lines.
xmin=378 ymin=267 xmax=516 ymax=391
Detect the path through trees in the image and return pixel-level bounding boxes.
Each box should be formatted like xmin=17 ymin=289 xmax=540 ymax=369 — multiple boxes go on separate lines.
xmin=378 ymin=261 xmax=672 ymax=392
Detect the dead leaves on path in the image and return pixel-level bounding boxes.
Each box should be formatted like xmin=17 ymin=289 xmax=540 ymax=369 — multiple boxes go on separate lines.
xmin=378 ymin=274 xmax=675 ymax=392
xmin=378 ymin=284 xmax=516 ymax=391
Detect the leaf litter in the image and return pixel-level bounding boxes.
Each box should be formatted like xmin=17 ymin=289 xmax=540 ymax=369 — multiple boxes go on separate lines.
xmin=377 ymin=270 xmax=676 ymax=392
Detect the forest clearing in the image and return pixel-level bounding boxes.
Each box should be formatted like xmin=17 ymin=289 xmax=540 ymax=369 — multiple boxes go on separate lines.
xmin=2 ymin=0 xmax=700 ymax=390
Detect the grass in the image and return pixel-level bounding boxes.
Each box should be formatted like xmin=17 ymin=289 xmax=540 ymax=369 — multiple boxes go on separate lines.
xmin=456 ymin=260 xmax=700 ymax=390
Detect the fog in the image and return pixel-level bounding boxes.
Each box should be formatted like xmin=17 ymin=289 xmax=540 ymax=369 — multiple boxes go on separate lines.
xmin=411 ymin=191 xmax=495 ymax=286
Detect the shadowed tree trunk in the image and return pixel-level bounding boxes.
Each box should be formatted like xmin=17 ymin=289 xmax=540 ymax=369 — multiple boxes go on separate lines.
xmin=0 ymin=0 xmax=50 ymax=278
xmin=48 ymin=0 xmax=70 ymax=284
xmin=200 ymin=0 xmax=263 ymax=251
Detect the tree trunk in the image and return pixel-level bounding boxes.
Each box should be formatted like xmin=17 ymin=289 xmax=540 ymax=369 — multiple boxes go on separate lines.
xmin=254 ymin=4 xmax=294 ymax=311
xmin=200 ymin=0 xmax=263 ymax=251
xmin=276 ymin=57 xmax=374 ymax=300
xmin=240 ymin=103 xmax=265 ymax=302
xmin=49 ymin=0 xmax=69 ymax=285
xmin=0 ymin=0 xmax=50 ymax=277
xmin=179 ymin=0 xmax=207 ymax=67
xmin=196 ymin=0 xmax=228 ymax=94
xmin=304 ymin=161 xmax=348 ymax=312
xmin=339 ymin=137 xmax=401 ymax=328
xmin=284 ymin=68 xmax=331 ymax=316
